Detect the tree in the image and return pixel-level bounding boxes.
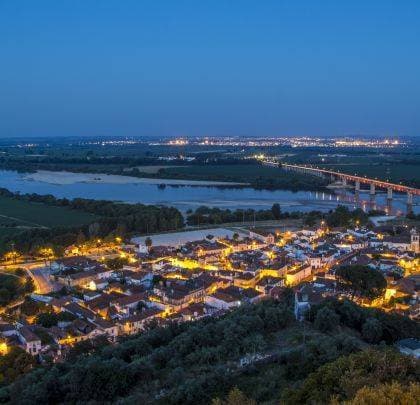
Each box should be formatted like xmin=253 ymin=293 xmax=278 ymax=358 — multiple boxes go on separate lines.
xmin=286 ymin=349 xmax=419 ymax=404
xmin=36 ymin=312 xmax=58 ymax=328
xmin=345 ymin=382 xmax=420 ymax=405
xmin=335 ymin=265 xmax=386 ymax=300
xmin=105 ymin=257 xmax=129 ymax=270
xmin=145 ymin=237 xmax=153 ymax=251
xmin=88 ymin=222 xmax=100 ymax=238
xmin=76 ymin=231 xmax=86 ymax=246
xmin=0 ymin=346 xmax=36 ymax=385
xmin=232 ymin=233 xmax=239 ymax=241
xmin=212 ymin=387 xmax=256 ymax=405
xmin=314 ymin=307 xmax=339 ymax=332
xmin=271 ymin=203 xmax=281 ymax=220
xmin=361 ymin=318 xmax=383 ymax=343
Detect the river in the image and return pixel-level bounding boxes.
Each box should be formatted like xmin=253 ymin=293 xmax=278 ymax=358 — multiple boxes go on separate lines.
xmin=0 ymin=170 xmax=417 ymax=215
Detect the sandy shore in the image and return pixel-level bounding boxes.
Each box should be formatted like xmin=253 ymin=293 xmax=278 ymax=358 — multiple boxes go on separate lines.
xmin=23 ymin=170 xmax=248 ymax=186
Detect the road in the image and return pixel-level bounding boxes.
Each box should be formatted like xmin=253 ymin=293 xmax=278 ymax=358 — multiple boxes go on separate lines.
xmin=0 ymin=261 xmax=57 ymax=294
xmin=31 ymin=266 xmax=60 ymax=294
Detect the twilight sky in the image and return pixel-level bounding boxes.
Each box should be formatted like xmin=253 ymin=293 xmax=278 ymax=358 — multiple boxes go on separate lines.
xmin=0 ymin=0 xmax=419 ymax=138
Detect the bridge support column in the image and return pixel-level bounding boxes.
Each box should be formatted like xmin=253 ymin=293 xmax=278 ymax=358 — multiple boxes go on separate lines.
xmin=407 ymin=192 xmax=413 ymax=215
xmin=369 ymin=183 xmax=376 ymax=206
xmin=386 ymin=188 xmax=393 ymax=215
xmin=354 ymin=181 xmax=360 ymax=202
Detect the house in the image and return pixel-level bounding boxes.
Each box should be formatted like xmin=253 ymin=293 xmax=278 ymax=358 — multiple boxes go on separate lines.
xmin=178 ymin=302 xmax=213 ymax=322
xmin=87 ymin=278 xmax=109 ymax=291
xmin=233 ymin=272 xmax=256 ymax=289
xmin=125 ymin=271 xmax=154 ymax=288
xmin=49 ymin=295 xmax=74 ymax=312
xmin=55 ymin=270 xmax=97 ymax=288
xmin=205 ymin=286 xmax=262 ymax=309
xmin=382 ymin=229 xmax=419 ymax=253
xmin=63 ymin=302 xmax=97 ymax=322
xmin=294 ymin=284 xmax=323 ymax=320
xmin=111 ymin=293 xmax=148 ymax=315
xmin=255 ymin=276 xmax=285 ymax=293
xmin=286 ymin=263 xmax=312 ymax=286
xmin=205 ymin=290 xmax=241 ymax=310
xmin=249 ymin=229 xmax=275 ymax=245
xmin=308 ymin=253 xmax=322 ymax=270
xmin=153 ymin=280 xmax=205 ymax=308
xmin=58 ymin=319 xmax=102 ymax=345
xmin=51 ymin=256 xmax=100 ymax=273
xmin=269 ymin=286 xmax=289 ymax=301
xmin=118 ymin=308 xmax=163 ymax=335
xmin=92 ymin=318 xmax=119 ymax=341
xmin=18 ymin=327 xmax=42 ymax=355
xmin=194 ymin=272 xmax=229 ymax=294
xmin=83 ymin=291 xmax=102 ymax=301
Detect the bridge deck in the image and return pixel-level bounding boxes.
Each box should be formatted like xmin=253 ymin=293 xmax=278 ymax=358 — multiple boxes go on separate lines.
xmin=281 ymin=163 xmax=420 ymax=196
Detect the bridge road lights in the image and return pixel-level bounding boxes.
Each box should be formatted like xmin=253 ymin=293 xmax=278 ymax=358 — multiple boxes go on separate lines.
xmin=407 ymin=192 xmax=413 ymax=215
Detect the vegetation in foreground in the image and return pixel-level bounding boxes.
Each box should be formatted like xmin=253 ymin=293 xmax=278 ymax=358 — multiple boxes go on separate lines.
xmin=1 ymin=295 xmax=418 ymax=404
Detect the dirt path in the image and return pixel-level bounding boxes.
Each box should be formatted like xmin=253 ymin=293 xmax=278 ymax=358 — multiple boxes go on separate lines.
xmin=0 ymin=214 xmax=48 ymax=228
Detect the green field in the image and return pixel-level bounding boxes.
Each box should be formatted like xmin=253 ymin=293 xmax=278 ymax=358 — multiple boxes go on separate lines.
xmin=0 ymin=196 xmax=97 ymax=237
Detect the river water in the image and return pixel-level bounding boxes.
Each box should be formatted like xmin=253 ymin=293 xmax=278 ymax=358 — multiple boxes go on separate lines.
xmin=0 ymin=170 xmax=417 ymax=215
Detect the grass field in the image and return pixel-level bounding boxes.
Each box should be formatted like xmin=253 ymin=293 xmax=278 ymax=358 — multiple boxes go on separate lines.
xmin=0 ymin=196 xmax=97 ymax=237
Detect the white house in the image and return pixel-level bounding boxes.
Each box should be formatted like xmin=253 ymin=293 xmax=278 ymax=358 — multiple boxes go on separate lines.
xmin=18 ymin=327 xmax=42 ymax=355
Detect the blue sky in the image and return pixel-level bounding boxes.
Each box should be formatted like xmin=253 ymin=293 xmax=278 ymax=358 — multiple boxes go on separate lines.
xmin=0 ymin=0 xmax=419 ymax=138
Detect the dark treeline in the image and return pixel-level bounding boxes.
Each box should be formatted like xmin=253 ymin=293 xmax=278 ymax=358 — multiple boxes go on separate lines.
xmin=0 ymin=156 xmax=258 ymax=174
xmin=186 ymin=204 xmax=372 ymax=228
xmin=306 ymin=297 xmax=420 ymax=344
xmin=0 ymin=296 xmax=418 ymax=404
xmin=0 ymin=188 xmax=184 ymax=255
xmin=186 ymin=203 xmax=305 ymax=226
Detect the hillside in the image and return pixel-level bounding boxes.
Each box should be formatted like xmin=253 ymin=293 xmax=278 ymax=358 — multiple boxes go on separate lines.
xmin=0 ymin=296 xmax=419 ymax=404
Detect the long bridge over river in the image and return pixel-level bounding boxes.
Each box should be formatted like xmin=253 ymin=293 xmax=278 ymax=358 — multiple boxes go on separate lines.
xmin=265 ymin=161 xmax=420 ymax=213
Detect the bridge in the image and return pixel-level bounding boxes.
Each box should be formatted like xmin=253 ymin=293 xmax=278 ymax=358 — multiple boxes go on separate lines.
xmin=265 ymin=162 xmax=420 ymax=213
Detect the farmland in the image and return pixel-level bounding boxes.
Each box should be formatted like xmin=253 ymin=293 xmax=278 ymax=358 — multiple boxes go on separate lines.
xmin=0 ymin=196 xmax=97 ymax=238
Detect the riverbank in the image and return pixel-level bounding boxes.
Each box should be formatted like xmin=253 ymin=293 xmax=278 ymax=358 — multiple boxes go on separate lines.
xmin=23 ymin=170 xmax=248 ymax=186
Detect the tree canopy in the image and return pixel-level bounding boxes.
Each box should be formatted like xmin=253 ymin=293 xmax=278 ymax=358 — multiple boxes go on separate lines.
xmin=335 ymin=265 xmax=387 ymax=300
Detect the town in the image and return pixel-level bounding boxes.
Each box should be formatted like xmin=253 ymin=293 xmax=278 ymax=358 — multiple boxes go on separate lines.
xmin=0 ymin=214 xmax=418 ymax=361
